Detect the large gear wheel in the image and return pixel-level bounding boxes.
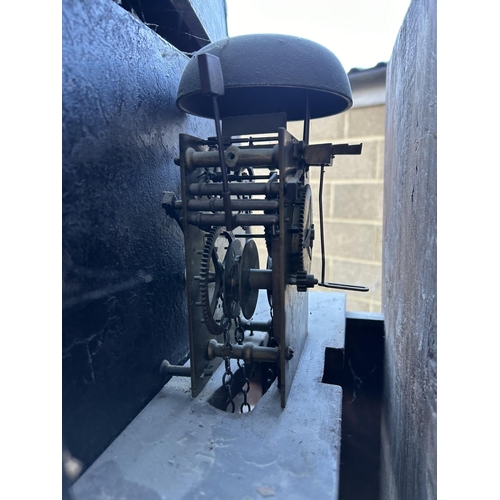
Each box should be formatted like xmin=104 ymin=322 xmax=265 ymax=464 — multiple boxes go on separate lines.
xmin=290 ymin=184 xmax=314 ymax=274
xmin=222 ymin=239 xmax=243 ymax=319
xmin=239 ymin=239 xmax=260 ymax=319
xmin=199 ymin=228 xmax=232 ymax=335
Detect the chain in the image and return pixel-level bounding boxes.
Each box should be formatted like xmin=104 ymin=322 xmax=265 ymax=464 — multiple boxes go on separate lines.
xmin=265 ymin=301 xmax=278 ymax=391
xmin=221 ymin=316 xmax=235 ymax=413
xmin=234 ymin=316 xmax=245 ymax=345
xmin=240 ymin=364 xmax=251 ymax=413
xmin=234 ymin=317 xmax=251 ymax=413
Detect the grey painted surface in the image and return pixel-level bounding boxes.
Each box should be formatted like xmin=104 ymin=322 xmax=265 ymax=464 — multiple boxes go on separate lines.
xmin=189 ymin=0 xmax=228 ymax=42
xmin=62 ymin=0 xmax=222 ymax=470
xmin=381 ymin=0 xmax=437 ymax=498
xmin=71 ymin=291 xmax=345 ymax=500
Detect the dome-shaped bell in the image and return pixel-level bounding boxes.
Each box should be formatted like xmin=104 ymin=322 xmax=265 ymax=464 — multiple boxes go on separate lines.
xmin=176 ymin=34 xmax=352 ymax=121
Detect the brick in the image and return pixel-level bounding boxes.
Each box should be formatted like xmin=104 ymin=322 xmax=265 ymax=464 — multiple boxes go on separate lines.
xmin=348 ymin=104 xmax=385 ymax=138
xmin=310 ymin=113 xmax=347 ymax=143
xmin=286 ymin=121 xmax=303 ymax=140
xmin=330 ymin=258 xmax=382 ymax=303
xmin=308 ymin=168 xmax=323 ymax=183
xmin=309 ymin=180 xmax=334 ymax=219
xmin=376 ymin=140 xmax=385 ymax=180
xmin=345 ymin=294 xmax=374 ymax=313
xmin=314 ymin=221 xmax=377 ymax=261
xmin=313 ymin=290 xmax=381 ymax=314
xmin=374 ymin=225 xmax=383 ymax=261
xmin=330 ymin=140 xmax=380 ymax=180
xmin=287 ymin=114 xmax=346 ymax=144
xmin=310 ymin=257 xmax=323 ymax=282
xmin=333 ymin=183 xmax=384 ymax=221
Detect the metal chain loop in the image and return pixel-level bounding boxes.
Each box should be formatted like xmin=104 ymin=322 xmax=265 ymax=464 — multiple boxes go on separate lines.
xmin=222 ymin=317 xmax=235 ymax=413
xmin=233 ymin=317 xmax=251 ymax=413
xmin=235 ymin=316 xmax=245 ymax=345
xmin=240 ymin=363 xmax=251 ymax=413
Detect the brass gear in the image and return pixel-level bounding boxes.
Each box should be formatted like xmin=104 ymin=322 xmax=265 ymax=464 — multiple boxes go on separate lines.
xmin=222 ymin=239 xmax=242 ymax=319
xmin=199 ymin=227 xmax=232 ymax=335
xmin=290 ymin=184 xmax=314 ymax=274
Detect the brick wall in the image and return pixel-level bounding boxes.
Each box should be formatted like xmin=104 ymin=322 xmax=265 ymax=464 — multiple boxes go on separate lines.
xmin=288 ymin=103 xmax=385 ymax=312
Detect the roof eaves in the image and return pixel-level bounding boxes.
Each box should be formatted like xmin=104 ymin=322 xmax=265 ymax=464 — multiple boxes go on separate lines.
xmin=348 ymin=62 xmax=387 ymax=108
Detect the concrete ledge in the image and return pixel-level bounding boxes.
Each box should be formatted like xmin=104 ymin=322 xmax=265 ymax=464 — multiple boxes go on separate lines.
xmin=71 ymin=292 xmax=346 ymax=500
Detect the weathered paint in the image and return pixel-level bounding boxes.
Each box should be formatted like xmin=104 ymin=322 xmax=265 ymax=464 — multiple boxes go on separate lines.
xmin=62 ymin=0 xmax=224 ymax=471
xmin=381 ymin=0 xmax=437 ymax=498
xmin=71 ymin=292 xmax=345 ymax=500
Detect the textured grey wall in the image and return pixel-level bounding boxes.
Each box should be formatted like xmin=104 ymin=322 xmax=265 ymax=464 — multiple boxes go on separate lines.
xmin=381 ymin=0 xmax=437 ymax=498
xmin=190 ymin=0 xmax=228 ymax=42
xmin=62 ymin=0 xmax=225 ymax=471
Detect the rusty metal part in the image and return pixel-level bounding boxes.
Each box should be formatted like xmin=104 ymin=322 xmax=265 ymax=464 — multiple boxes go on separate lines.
xmin=331 ymin=143 xmax=363 ymax=156
xmin=318 ymin=282 xmax=369 ymax=292
xmin=221 ymin=320 xmax=236 ymax=413
xmin=188 ymin=181 xmax=279 ymax=196
xmin=174 ymin=116 xmax=364 ymax=405
xmin=240 ymin=318 xmax=272 ymax=333
xmin=184 ymin=198 xmax=279 ymax=212
xmin=183 ymin=145 xmax=278 ymax=171
xmin=290 ymin=184 xmax=314 ymax=274
xmin=207 ymin=339 xmax=279 ymax=364
xmin=222 ymin=239 xmax=242 ymax=318
xmin=160 ymin=360 xmax=191 ymax=378
xmin=198 ymin=53 xmax=233 ymax=231
xmin=303 ymin=143 xmax=334 ymax=166
xmin=199 ymin=228 xmax=233 ymax=335
xmin=187 ymin=213 xmax=278 ymax=228
xmin=271 ymin=128 xmax=310 ymax=408
xmin=161 ymin=191 xmax=184 ymax=230
xmin=302 ymin=143 xmax=363 ymax=166
xmin=295 ymin=270 xmax=318 ymax=292
xmin=240 ymin=239 xmax=260 ymax=319
xmin=247 ymin=269 xmax=273 ymax=290
xmin=178 ymin=133 xmax=227 ymax=397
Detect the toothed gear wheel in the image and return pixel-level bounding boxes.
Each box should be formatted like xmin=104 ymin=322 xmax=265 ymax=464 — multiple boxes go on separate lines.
xmin=296 ymin=270 xmax=309 ymax=292
xmin=199 ymin=227 xmax=232 ymax=335
xmin=264 ymin=225 xmax=273 ymax=256
xmin=290 ymin=184 xmax=314 ymax=274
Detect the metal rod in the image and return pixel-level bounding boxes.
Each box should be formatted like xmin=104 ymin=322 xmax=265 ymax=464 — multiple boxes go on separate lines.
xmin=212 ymin=95 xmax=232 ymax=230
xmin=203 ymin=135 xmax=279 ymax=145
xmin=319 ymin=165 xmax=326 ymax=284
xmin=185 ymin=146 xmax=278 ymax=170
xmin=206 ymin=339 xmax=279 ymax=363
xmin=318 ymin=282 xmax=369 ymax=292
xmin=240 ymin=319 xmax=272 ymax=332
xmin=185 ymin=199 xmax=279 ymax=212
xmin=160 ymin=360 xmax=191 ymax=377
xmin=187 ymin=213 xmax=278 ymax=227
xmin=315 ymin=166 xmax=368 ymax=292
xmin=233 ymin=234 xmax=267 ymax=238
xmin=247 ymin=269 xmax=273 ymax=290
xmin=188 ymin=182 xmax=279 ymax=196
xmin=303 ymin=90 xmax=310 ymax=145
xmin=224 ymin=174 xmax=275 ymax=181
